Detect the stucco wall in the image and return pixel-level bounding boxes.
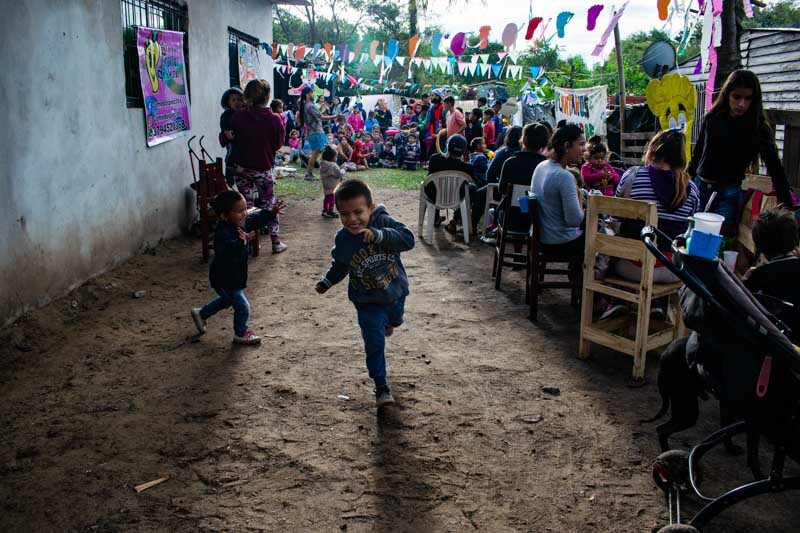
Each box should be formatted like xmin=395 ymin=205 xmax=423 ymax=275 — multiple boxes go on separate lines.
xmin=0 ymin=0 xmax=274 ymax=327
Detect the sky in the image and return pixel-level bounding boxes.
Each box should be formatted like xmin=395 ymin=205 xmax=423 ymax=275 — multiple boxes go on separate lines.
xmin=421 ymin=0 xmax=778 ymax=66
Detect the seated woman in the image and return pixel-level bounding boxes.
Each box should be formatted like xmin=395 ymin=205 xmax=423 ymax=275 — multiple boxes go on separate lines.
xmin=530 ymin=123 xmax=586 ymax=258
xmin=614 ymin=129 xmax=700 ymax=283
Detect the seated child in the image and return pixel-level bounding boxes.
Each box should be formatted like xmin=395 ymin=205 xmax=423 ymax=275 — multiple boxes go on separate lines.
xmin=581 ymin=141 xmax=620 ymax=196
xmin=364 ymin=111 xmax=378 ymax=134
xmin=744 ymin=208 xmax=800 ymax=343
xmin=192 ymin=190 xmax=285 ymax=345
xmin=394 ymin=127 xmax=409 ymax=167
xmin=288 ymin=129 xmax=301 ymax=162
xmin=469 ymin=137 xmax=489 ymax=186
xmin=350 ymin=138 xmax=369 ymax=169
xmin=379 ymin=140 xmax=397 ymax=168
xmin=315 ymin=179 xmax=415 ymax=407
xmin=402 ymin=134 xmax=421 ymax=170
xmin=320 ymin=145 xmax=344 ymax=218
xmin=337 ymin=136 xmax=354 ymax=166
xmin=331 ymin=115 xmax=346 ymax=134
xmin=218 ymin=87 xmax=244 ymax=185
xmin=368 ymin=132 xmax=384 ymax=167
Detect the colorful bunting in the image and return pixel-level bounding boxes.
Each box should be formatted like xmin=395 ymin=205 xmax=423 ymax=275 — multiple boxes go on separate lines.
xmin=478 ymin=26 xmax=492 ymax=49
xmin=591 ymin=1 xmax=629 ymax=56
xmin=556 ymin=12 xmax=574 ymax=38
xmin=369 ymin=40 xmax=378 ymax=60
xmin=408 ymin=35 xmax=421 ymax=58
xmin=501 ymin=22 xmax=519 ymax=49
xmin=525 ymin=17 xmax=543 ymax=40
xmin=587 ymin=5 xmax=604 ymax=31
xmin=451 ymin=32 xmax=467 ymax=56
xmin=431 ymin=33 xmax=442 ymax=55
xmin=743 ymin=0 xmax=754 ymax=17
xmin=657 ymin=0 xmax=671 ymax=21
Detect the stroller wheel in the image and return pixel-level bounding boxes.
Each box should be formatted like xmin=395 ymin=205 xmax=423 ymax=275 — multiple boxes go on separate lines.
xmin=657 ymin=525 xmax=700 ymax=533
xmin=652 ymin=450 xmax=699 ymax=492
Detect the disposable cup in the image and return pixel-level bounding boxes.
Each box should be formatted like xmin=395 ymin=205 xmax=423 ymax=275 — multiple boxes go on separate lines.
xmin=692 ymin=212 xmax=725 ymax=235
xmin=723 ymin=250 xmax=738 ymax=271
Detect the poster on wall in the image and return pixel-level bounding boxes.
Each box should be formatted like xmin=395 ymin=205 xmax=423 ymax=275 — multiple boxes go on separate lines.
xmin=554 ymin=85 xmax=607 ymax=137
xmin=137 ymin=27 xmax=192 ymax=147
xmin=238 ymin=41 xmax=259 ymax=88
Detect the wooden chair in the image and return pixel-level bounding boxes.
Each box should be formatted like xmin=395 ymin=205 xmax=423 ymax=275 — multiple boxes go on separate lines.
xmin=578 ymin=195 xmax=685 ymax=380
xmin=418 ymin=171 xmax=472 ymax=243
xmin=192 ymin=157 xmax=259 ymax=262
xmin=492 ymin=184 xmax=531 ymax=289
xmin=526 ymin=195 xmax=581 ymax=322
xmin=481 ymin=182 xmax=500 ymax=235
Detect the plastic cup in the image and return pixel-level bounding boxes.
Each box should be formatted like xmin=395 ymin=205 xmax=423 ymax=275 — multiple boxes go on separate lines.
xmin=692 ymin=212 xmax=725 ymax=235
xmin=723 ymin=250 xmax=738 ymax=271
xmin=518 ymin=195 xmax=530 ymax=213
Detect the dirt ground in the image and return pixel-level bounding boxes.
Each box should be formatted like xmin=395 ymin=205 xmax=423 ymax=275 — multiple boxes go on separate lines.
xmin=2 ymin=187 xmax=798 ymax=532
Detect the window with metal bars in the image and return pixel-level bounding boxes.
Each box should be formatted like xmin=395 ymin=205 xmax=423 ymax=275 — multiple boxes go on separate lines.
xmin=121 ymin=0 xmax=189 ymax=108
xmin=228 ymin=27 xmax=261 ymax=88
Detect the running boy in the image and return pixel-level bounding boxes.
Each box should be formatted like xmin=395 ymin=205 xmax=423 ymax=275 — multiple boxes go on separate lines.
xmin=315 ymin=180 xmax=415 ymax=406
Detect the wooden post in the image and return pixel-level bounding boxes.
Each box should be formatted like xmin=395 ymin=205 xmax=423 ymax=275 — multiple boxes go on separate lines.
xmin=614 ymin=16 xmax=626 ymax=135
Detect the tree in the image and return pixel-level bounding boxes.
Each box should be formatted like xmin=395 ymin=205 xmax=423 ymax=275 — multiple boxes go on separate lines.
xmin=744 ymin=0 xmax=800 ymax=28
xmin=591 ymin=29 xmax=673 ymax=95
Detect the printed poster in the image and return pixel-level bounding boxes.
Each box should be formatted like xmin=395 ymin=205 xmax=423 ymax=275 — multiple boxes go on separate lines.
xmin=238 ymin=41 xmax=259 ymax=89
xmin=137 ymin=27 xmax=192 ymax=147
xmin=554 ymin=85 xmax=608 ymax=137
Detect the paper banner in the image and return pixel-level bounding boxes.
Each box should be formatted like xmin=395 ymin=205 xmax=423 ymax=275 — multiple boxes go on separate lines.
xmin=451 ymin=32 xmax=467 ymax=56
xmin=294 ymin=44 xmax=305 ymax=61
xmin=396 ymin=56 xmax=407 ymax=66
xmin=713 ymin=14 xmax=723 ymax=47
xmin=409 ymin=35 xmax=421 ymax=57
xmin=497 ymin=52 xmax=507 ymax=61
xmin=525 ymin=17 xmax=543 ymax=40
xmin=492 ymin=64 xmax=503 ymax=78
xmin=310 ymin=43 xmax=321 ymax=60
xmin=530 ymin=66 xmax=542 ymax=79
xmin=508 ymin=52 xmax=520 ymax=63
xmin=272 ymin=42 xmax=279 ymax=60
xmin=743 ymin=0 xmax=754 ymax=17
xmin=339 ymin=43 xmax=349 ymax=63
xmin=423 ymin=58 xmax=432 ymax=71
xmin=658 ymin=0 xmax=671 ymax=21
xmin=592 ymin=1 xmax=629 ymax=56
xmin=349 ymin=52 xmax=355 ymax=63
xmin=352 ymin=41 xmax=363 ymax=61
xmin=479 ymin=26 xmax=492 ymax=49
xmin=369 ymin=40 xmax=379 ymax=60
xmin=705 ymin=45 xmax=718 ymax=110
xmin=431 ymin=33 xmax=442 ymax=55
xmin=693 ymin=55 xmax=703 ymax=75
xmin=479 ymin=53 xmax=490 ymax=63
xmin=287 ymin=43 xmax=295 ymax=61
xmin=413 ymin=57 xmax=423 ymax=66
xmin=458 ymin=61 xmax=468 ymax=75
xmin=556 ymin=12 xmax=574 ymax=38
xmin=323 ymin=42 xmax=333 ymax=60
xmin=555 ymin=85 xmax=608 ymax=136
xmin=700 ymin=1 xmax=713 ymax=73
xmin=540 ymin=17 xmax=552 ymax=40
xmin=501 ymin=22 xmax=518 ymax=49
xmin=387 ymin=39 xmax=399 ymax=60
xmin=587 ymin=5 xmax=604 ymax=31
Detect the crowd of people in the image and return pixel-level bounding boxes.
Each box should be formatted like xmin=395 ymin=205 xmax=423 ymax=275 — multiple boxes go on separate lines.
xmin=200 ymin=69 xmax=797 ymax=406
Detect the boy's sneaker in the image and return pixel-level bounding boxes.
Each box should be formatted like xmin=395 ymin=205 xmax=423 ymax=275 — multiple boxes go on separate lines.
xmin=375 ymin=385 xmax=395 ymax=407
xmin=191 ymin=308 xmax=206 ymax=334
xmin=384 ymin=325 xmax=394 ymax=337
xmin=233 ymin=330 xmax=262 ymax=345
xmin=599 ymin=303 xmax=627 ymax=321
xmin=272 ymin=242 xmax=288 ymax=253
xmin=328 ymin=210 xmax=339 ymax=218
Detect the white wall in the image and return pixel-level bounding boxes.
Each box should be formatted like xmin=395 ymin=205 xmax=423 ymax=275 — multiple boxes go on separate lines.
xmin=0 ymin=0 xmax=274 ymax=326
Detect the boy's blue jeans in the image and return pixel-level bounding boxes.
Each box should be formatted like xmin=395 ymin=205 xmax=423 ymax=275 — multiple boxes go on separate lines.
xmin=354 ymin=296 xmax=406 ymax=388
xmin=200 ymin=288 xmax=250 ymax=337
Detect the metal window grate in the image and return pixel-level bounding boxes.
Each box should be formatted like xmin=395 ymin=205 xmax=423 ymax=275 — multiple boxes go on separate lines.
xmin=121 ymin=0 xmax=189 ymax=108
xmin=228 ymin=27 xmax=261 ymax=88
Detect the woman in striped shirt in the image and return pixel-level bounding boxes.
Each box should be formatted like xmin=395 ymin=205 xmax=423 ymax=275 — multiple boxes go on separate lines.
xmin=614 ymin=129 xmax=700 ymax=283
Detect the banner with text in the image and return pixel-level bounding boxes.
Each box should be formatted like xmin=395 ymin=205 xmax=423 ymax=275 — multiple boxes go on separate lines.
xmin=554 ymin=85 xmax=607 ymax=137
xmin=137 ymin=27 xmax=192 ymax=147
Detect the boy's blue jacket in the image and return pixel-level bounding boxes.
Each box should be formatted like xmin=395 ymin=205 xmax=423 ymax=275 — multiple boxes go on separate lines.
xmin=320 ymin=205 xmax=415 ymax=304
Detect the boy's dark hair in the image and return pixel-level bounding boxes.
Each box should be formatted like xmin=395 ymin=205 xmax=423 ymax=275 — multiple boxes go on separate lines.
xmin=212 ymin=190 xmax=244 ymax=216
xmin=522 ymin=122 xmax=550 ymax=152
xmin=753 ymin=208 xmax=799 ymax=259
xmin=588 ymin=141 xmax=608 ymax=156
xmin=470 ymin=108 xmax=482 ymax=120
xmin=322 ymin=145 xmax=337 ymax=162
xmin=587 ymin=134 xmax=602 ymax=145
xmin=335 ymin=178 xmax=373 ymax=208
xmin=269 ymin=99 xmax=284 ymax=112
xmin=483 ymin=108 xmax=495 ymax=118
xmin=478 ymin=96 xmax=488 ymax=106
xmin=443 ymin=96 xmax=455 ymax=105
xmin=470 ymin=137 xmax=484 ymax=151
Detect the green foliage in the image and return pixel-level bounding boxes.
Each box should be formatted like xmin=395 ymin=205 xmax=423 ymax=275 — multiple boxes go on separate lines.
xmin=591 ymin=29 xmax=675 ymax=95
xmin=744 ymin=0 xmax=800 ymax=28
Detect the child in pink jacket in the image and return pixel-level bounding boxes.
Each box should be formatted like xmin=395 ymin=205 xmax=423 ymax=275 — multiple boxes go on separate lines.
xmin=581 ymin=141 xmax=620 ymax=196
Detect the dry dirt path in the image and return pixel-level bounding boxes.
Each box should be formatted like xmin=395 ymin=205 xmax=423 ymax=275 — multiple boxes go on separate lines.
xmin=1 ymin=188 xmax=797 ymax=532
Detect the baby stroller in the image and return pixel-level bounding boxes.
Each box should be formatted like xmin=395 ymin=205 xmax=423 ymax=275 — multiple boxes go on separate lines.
xmin=640 ymin=226 xmax=800 ymax=532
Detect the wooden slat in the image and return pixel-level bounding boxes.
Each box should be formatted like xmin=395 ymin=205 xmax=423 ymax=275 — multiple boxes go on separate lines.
xmin=582 ymin=326 xmax=636 ymax=356
xmin=624 ymin=145 xmax=647 ymax=154
xmin=587 ymin=195 xmax=656 ymax=222
xmin=748 ymin=40 xmax=800 ymax=58
xmin=647 ymin=328 xmax=678 ymax=350
xmin=621 ymin=132 xmax=656 ymax=140
xmin=652 ymin=281 xmax=684 ymax=298
xmin=585 ymin=280 xmax=640 ymax=303
xmin=621 ymin=157 xmax=642 ymax=166
xmin=746 ymin=31 xmax=800 ymax=49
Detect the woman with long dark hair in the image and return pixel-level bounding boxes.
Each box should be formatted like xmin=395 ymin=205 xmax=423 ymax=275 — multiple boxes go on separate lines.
xmin=530 ymin=123 xmax=586 ymax=258
xmin=688 ymin=70 xmax=792 ymax=233
xmin=298 ymin=85 xmax=336 ymax=180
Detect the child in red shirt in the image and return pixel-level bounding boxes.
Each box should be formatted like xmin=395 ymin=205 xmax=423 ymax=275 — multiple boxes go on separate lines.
xmin=350 ymin=139 xmax=369 ymax=169
xmin=482 ymin=109 xmax=496 ymax=150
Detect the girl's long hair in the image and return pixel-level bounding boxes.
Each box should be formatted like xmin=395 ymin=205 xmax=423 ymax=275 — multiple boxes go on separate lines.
xmin=644 ymin=129 xmax=690 ymax=208
xmin=708 ymin=69 xmax=773 ymax=145
xmin=297 ymin=86 xmax=314 ymax=128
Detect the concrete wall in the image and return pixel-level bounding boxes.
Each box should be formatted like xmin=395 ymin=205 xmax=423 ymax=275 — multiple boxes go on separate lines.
xmin=0 ymin=0 xmax=274 ymax=326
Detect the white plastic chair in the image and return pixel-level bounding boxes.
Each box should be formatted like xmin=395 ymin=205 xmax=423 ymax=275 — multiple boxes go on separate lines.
xmin=482 ymin=182 xmax=500 ymax=235
xmin=418 ymin=171 xmax=473 ymax=243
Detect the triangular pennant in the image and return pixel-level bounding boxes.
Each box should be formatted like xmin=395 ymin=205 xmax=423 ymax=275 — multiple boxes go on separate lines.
xmin=479 ymin=54 xmax=490 ymax=63
xmin=486 ymin=64 xmax=493 ymax=78
xmin=508 ymin=52 xmax=520 ymax=63
xmin=323 ymin=42 xmax=333 ymax=60
xmin=497 ymin=52 xmax=507 ymax=61
xmin=413 ymin=57 xmax=423 ymax=66
xmin=492 ymin=64 xmax=503 ymax=78
xmin=458 ymin=62 xmax=468 ymax=75
xmin=396 ymin=56 xmax=406 ymax=66
xmin=530 ymin=66 xmax=542 ymax=79
xmin=423 ymin=58 xmax=432 ymax=71
xmin=373 ymin=56 xmax=382 ymax=67
xmin=431 ymin=33 xmax=442 ymax=55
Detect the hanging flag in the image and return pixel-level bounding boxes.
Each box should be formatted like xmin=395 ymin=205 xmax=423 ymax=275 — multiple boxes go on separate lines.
xmin=369 ymin=40 xmax=379 ymax=60
xmin=387 ymin=39 xmax=399 ymax=60
xmin=479 ymin=53 xmax=490 ymax=63
xmin=338 ymin=43 xmax=349 ymax=63
xmin=497 ymin=52 xmax=507 ymax=61
xmin=396 ymin=56 xmax=407 ymax=66
xmin=413 ymin=57 xmax=423 ymax=67
xmin=479 ymin=26 xmax=492 ymax=49
xmin=294 ymin=44 xmax=305 ymax=61
xmin=501 ymin=22 xmax=518 ymax=50
xmin=492 ymin=64 xmax=503 ymax=78
xmin=539 ymin=17 xmax=552 ymax=40
xmin=525 ymin=17 xmax=543 ymax=40
xmin=743 ymin=0 xmax=754 ymax=17
xmin=451 ymin=32 xmax=467 ymax=56
xmin=591 ymin=1 xmax=629 ymax=56
xmin=431 ymin=33 xmax=443 ymax=55
xmin=323 ymin=42 xmax=333 ymax=60
xmin=423 ymin=58 xmax=432 ymax=71
xmin=700 ymin=0 xmax=713 ymax=72
xmin=352 ymin=41 xmax=363 ymax=61
xmin=657 ymin=0 xmax=671 ymax=21
xmin=272 ymin=42 xmax=279 ymax=60
xmin=409 ymin=34 xmax=421 ymax=57
xmin=706 ymin=45 xmax=718 ymax=110
xmin=530 ymin=66 xmax=542 ymax=79
xmin=508 ymin=52 xmax=520 ymax=63
xmin=556 ymin=12 xmax=574 ymax=38
xmin=311 ymin=42 xmax=321 ymax=60
xmin=587 ymin=5 xmax=604 ymax=31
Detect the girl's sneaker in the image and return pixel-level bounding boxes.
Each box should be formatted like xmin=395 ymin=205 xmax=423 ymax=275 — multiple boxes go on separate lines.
xmin=327 ymin=210 xmax=339 ymax=218
xmin=233 ymin=330 xmax=262 ymax=345
xmin=272 ymin=242 xmax=288 ymax=253
xmin=191 ymin=308 xmax=206 ymax=334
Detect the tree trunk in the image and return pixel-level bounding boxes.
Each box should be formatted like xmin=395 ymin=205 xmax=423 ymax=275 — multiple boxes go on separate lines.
xmin=715 ymin=0 xmax=743 ymax=94
xmin=409 ymin=0 xmax=418 ymax=36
